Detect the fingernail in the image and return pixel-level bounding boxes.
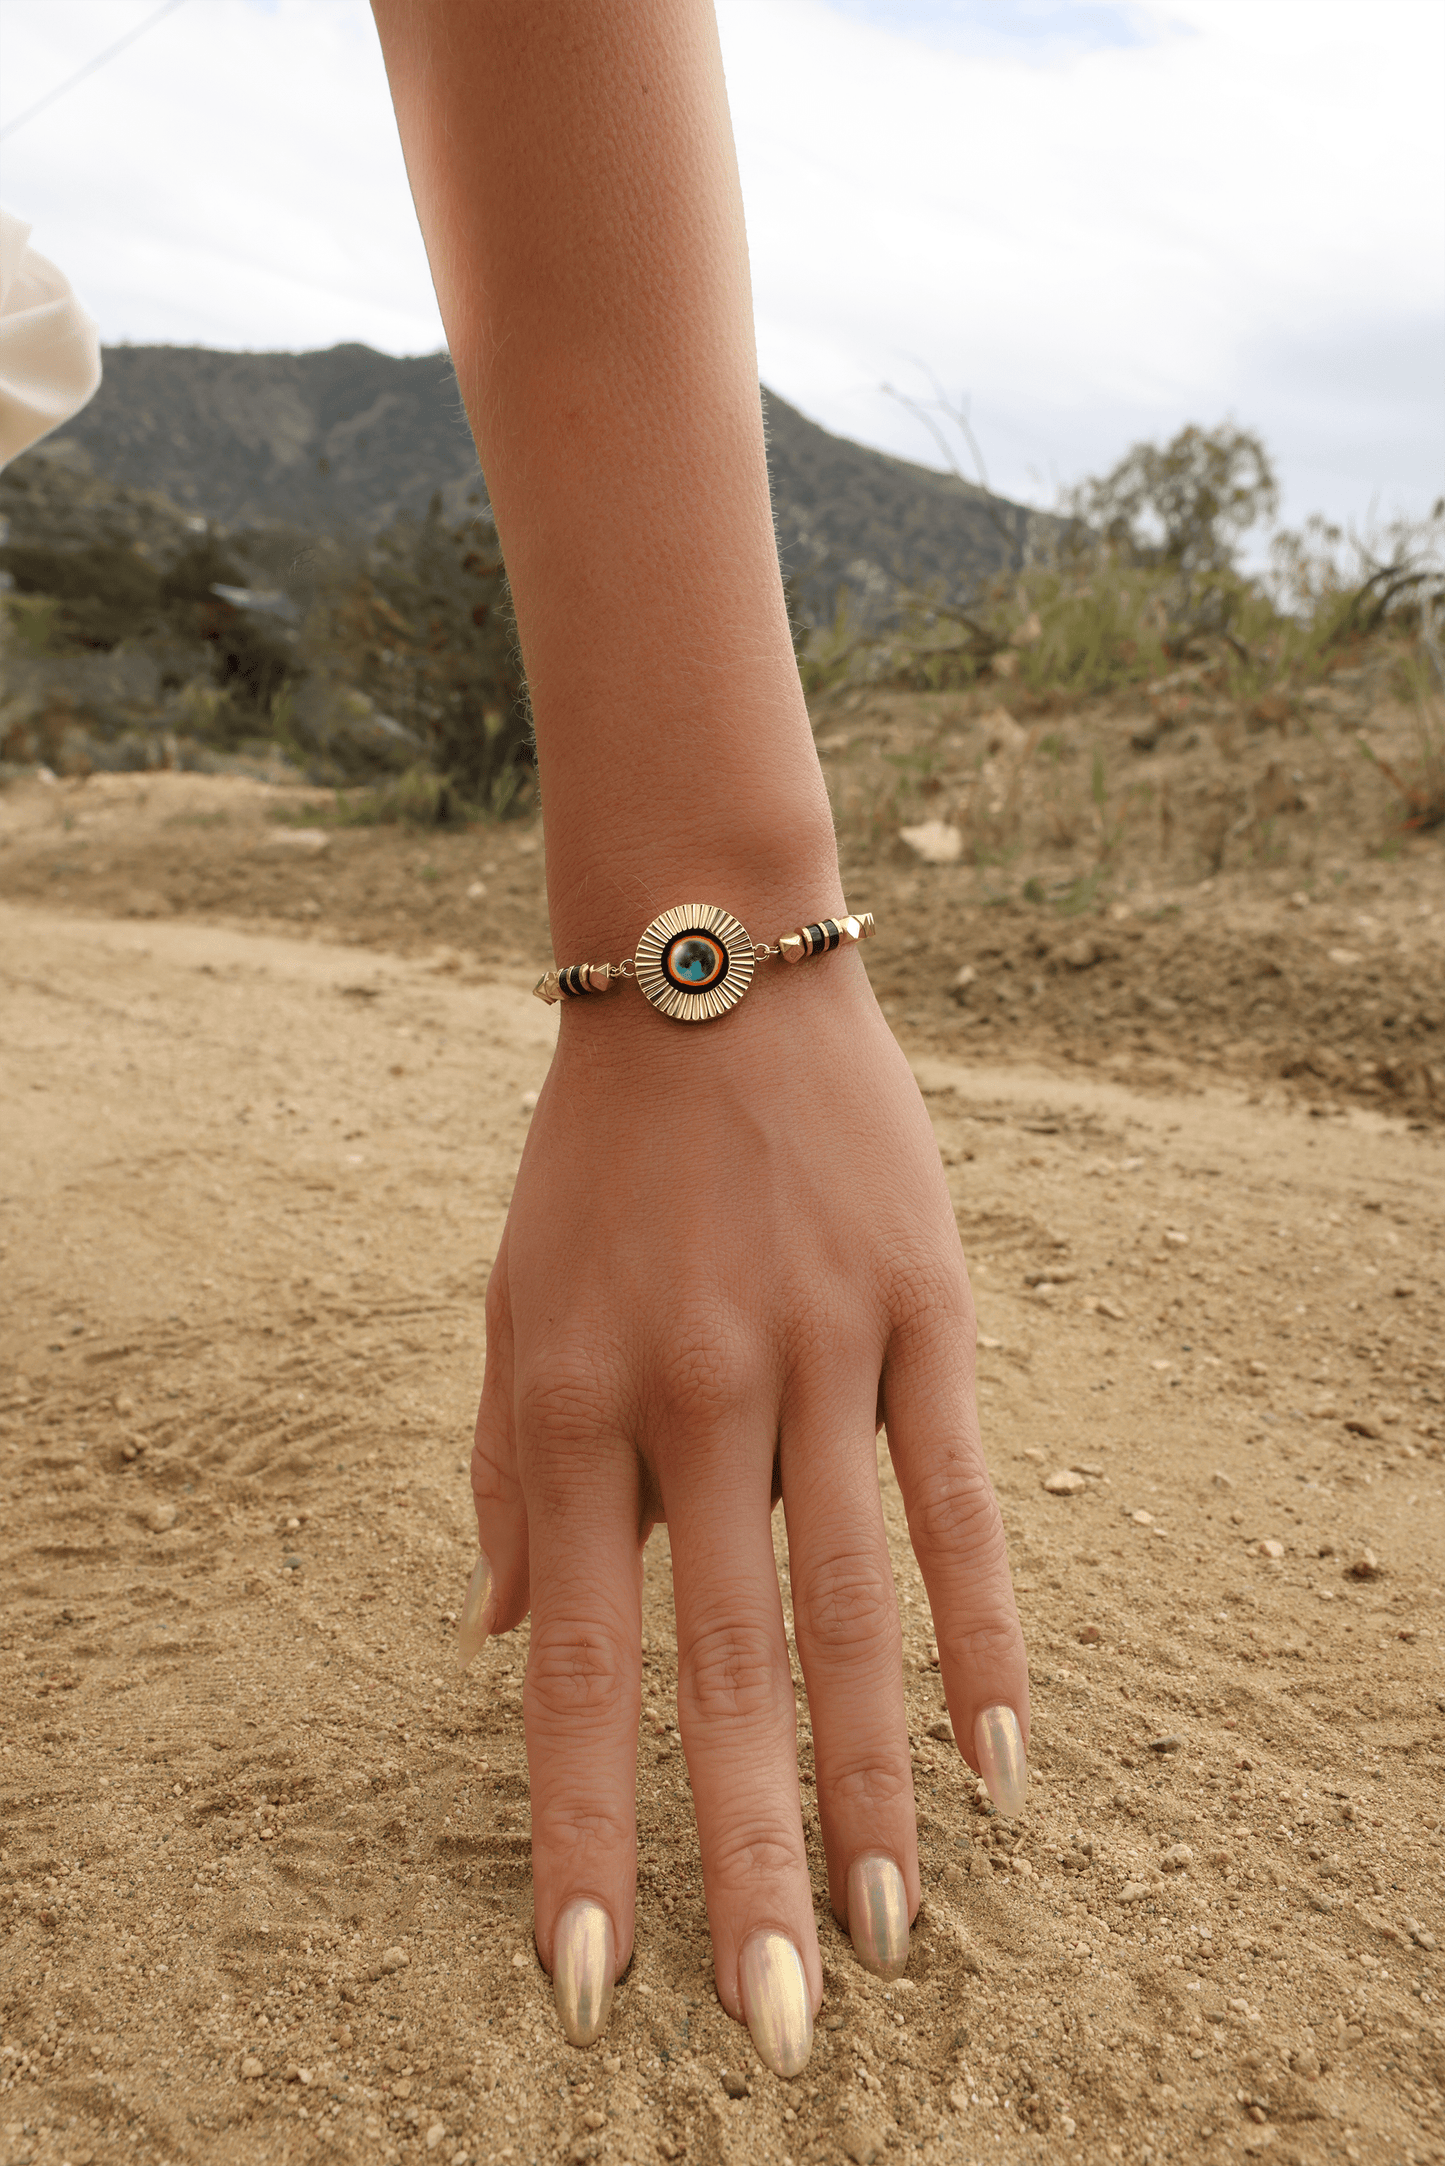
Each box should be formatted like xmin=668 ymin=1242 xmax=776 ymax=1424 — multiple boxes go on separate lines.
xmin=739 ymin=1930 xmax=813 ymax=2079
xmin=846 ymin=1854 xmax=910 ymax=1979
xmin=553 ymin=1898 xmax=615 ymax=2048
xmin=455 ymin=1552 xmax=494 ymax=1671
xmin=974 ymin=1703 xmax=1028 ymax=1818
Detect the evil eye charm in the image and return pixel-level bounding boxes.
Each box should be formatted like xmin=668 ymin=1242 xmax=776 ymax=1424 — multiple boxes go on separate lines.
xmin=635 ymin=904 xmax=755 ymax=1022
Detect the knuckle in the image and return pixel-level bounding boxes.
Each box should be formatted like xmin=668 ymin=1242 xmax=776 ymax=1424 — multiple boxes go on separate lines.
xmin=887 ymin=1253 xmax=974 ymax=1346
xmin=643 ymin=1309 xmax=760 ymax=1442
xmin=680 ymin=1619 xmax=789 ymax=1730
xmin=525 ymin=1612 xmax=634 ymax=1736
xmin=821 ymin=1753 xmax=914 ymax=1820
xmin=701 ymin=1824 xmax=805 ymax=1901
xmin=908 ymin=1455 xmax=1004 ymax=1567
xmin=796 ymin=1551 xmax=901 ymax=1666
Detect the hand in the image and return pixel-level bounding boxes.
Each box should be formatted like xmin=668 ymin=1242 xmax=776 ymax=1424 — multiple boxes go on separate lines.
xmin=456 ymin=946 xmax=1029 ymax=2077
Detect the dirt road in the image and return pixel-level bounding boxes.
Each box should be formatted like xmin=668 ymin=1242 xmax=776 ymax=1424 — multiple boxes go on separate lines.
xmin=2 ymin=787 xmax=1444 ymax=2166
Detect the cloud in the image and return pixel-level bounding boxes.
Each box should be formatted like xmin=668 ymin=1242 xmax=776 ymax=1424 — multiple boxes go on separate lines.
xmin=1 ymin=0 xmax=1440 ymax=531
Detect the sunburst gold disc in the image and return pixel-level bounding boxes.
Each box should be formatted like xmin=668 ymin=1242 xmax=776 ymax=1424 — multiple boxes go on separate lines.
xmin=634 ymin=904 xmax=755 ymax=1023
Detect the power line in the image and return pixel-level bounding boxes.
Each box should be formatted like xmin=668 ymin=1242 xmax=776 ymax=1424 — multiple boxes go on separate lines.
xmin=0 ymin=0 xmax=188 ymax=145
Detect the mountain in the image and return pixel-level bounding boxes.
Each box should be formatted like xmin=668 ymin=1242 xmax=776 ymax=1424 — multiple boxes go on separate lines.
xmin=19 ymin=342 xmax=1054 ymax=621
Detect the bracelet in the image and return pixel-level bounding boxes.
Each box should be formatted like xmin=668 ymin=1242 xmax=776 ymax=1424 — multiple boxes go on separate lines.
xmin=533 ymin=902 xmax=876 ymax=1024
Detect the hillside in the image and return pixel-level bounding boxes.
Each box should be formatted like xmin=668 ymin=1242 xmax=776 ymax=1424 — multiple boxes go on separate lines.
xmin=23 ymin=341 xmax=1051 ymax=621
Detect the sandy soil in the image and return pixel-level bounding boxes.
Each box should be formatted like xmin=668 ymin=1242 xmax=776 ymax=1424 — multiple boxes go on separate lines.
xmin=2 ymin=764 xmax=1444 ymax=2166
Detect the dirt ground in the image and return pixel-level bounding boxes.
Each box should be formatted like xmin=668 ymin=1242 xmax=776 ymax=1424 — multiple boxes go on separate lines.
xmin=1 ymin=731 xmax=1443 ymax=2166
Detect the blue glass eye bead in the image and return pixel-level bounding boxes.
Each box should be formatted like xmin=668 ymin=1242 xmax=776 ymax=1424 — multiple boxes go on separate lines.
xmin=663 ymin=932 xmax=727 ymax=991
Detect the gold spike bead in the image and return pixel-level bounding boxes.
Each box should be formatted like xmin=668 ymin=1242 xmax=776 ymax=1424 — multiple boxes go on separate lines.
xmin=855 ymin=912 xmax=876 ymax=940
xmin=779 ymin=933 xmax=805 ymax=964
xmin=533 ymin=971 xmax=562 ymax=1005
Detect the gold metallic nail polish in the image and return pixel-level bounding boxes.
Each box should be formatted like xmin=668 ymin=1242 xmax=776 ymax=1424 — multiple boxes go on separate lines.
xmin=455 ymin=1552 xmax=494 ymax=1671
xmin=974 ymin=1703 xmax=1028 ymax=1819
xmin=846 ymin=1855 xmax=910 ymax=1979
xmin=553 ymin=1898 xmax=615 ymax=2048
xmin=739 ymin=1930 xmax=813 ymax=2080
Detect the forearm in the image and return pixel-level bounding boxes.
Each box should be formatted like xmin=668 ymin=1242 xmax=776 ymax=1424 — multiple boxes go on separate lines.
xmin=370 ymin=0 xmax=839 ymax=957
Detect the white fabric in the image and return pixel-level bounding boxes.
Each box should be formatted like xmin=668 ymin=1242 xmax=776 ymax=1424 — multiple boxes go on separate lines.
xmin=0 ymin=204 xmax=102 ymax=470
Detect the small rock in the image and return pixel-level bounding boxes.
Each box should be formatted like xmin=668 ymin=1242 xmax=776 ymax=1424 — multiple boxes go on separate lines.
xmin=1043 ymin=1469 xmax=1087 ymax=1496
xmin=1206 ymin=1846 xmax=1232 ymax=1867
xmin=1072 ymin=1460 xmax=1104 ymax=1478
xmin=898 ymin=820 xmax=963 ymax=864
xmin=380 ymin=1945 xmax=409 ymax=1973
xmin=510 ymin=1950 xmax=528 ymax=1969
xmin=948 ymin=2083 xmax=971 ymax=2113
xmin=1009 ymin=1854 xmax=1034 ymax=1878
xmin=1212 ymin=1471 xmax=1234 ymax=1489
xmin=1022 ymin=1446 xmax=1046 ymax=1463
xmin=953 ymin=964 xmax=977 ymax=993
xmin=1078 ymin=1624 xmax=1102 ymax=1644
xmin=581 ymin=2111 xmax=605 ymax=2131
xmin=1247 ymin=1360 xmax=1269 ymax=1376
xmin=841 ymin=2131 xmax=882 ymax=2166
xmin=1119 ymin=1882 xmax=1149 ymax=1903
xmin=720 ymin=2070 xmax=749 ymax=2099
xmin=1149 ymin=1735 xmax=1182 ymax=1754
xmin=1130 ymin=1509 xmax=1154 ymax=1526
xmin=147 ymin=1502 xmax=178 ymax=1533
xmin=241 ymin=2055 xmax=265 ymax=2079
xmin=520 ymin=1090 xmax=539 ymax=1114
xmin=334 ymin=2025 xmax=353 ymax=2050
xmin=1412 ymin=1925 xmax=1438 ymax=1951
xmin=658 ymin=2141 xmax=683 ymax=2162
xmin=1060 ymin=936 xmax=1101 ymax=970
xmin=259 ymin=826 xmax=330 ymax=855
xmin=1255 ymin=1539 xmax=1285 ymax=1561
xmin=1348 ymin=1548 xmax=1381 ymax=1579
xmin=602 ymin=2055 xmax=622 ymax=2075
xmin=1343 ymin=1416 xmax=1380 ymax=1439
xmin=1163 ymin=1229 xmax=1189 ymax=1246
xmin=466 ymin=879 xmax=487 ymax=900
xmin=927 ymin=1719 xmax=955 ymax=1744
xmin=1094 ymin=1297 xmax=1127 ymax=1321
xmin=1160 ymin=1843 xmax=1193 ymax=1872
xmin=426 ymin=2126 xmax=447 ymax=2152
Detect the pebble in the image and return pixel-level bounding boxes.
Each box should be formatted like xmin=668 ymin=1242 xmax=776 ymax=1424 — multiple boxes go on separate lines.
xmin=1043 ymin=1469 xmax=1087 ymax=1496
xmin=1009 ymin=1855 xmax=1034 ymax=1878
xmin=511 ymin=1951 xmax=528 ymax=1970
xmin=1212 ymin=1471 xmax=1234 ymax=1489
xmin=520 ymin=1091 xmax=539 ymax=1114
xmin=1164 ymin=1229 xmax=1189 ymax=1246
xmin=147 ymin=1503 xmax=178 ymax=1533
xmin=1078 ymin=1624 xmax=1102 ymax=1644
xmin=721 ymin=2070 xmax=750 ymax=2099
xmin=581 ymin=2110 xmax=605 ymax=2131
xmin=898 ymin=820 xmax=964 ymax=864
xmin=1094 ymin=1297 xmax=1127 ymax=1321
xmin=1255 ymin=1540 xmax=1285 ymax=1561
xmin=1149 ymin=1735 xmax=1182 ymax=1754
xmin=1130 ymin=1509 xmax=1154 ymax=1526
xmin=1119 ymin=1882 xmax=1150 ymax=1904
xmin=1160 ymin=1843 xmax=1193 ymax=1872
xmin=1348 ymin=1549 xmax=1381 ymax=1579
xmin=926 ymin=1719 xmax=955 ymax=1744
xmin=1072 ymin=1460 xmax=1104 ymax=1478
xmin=426 ymin=2125 xmax=447 ymax=2151
xmin=1247 ymin=1360 xmax=1269 ymax=1376
xmin=380 ymin=1946 xmax=409 ymax=1973
xmin=241 ymin=2056 xmax=264 ymax=2079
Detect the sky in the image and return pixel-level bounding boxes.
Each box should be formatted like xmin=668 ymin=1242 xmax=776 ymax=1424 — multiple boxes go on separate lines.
xmin=1 ymin=0 xmax=1441 ymax=542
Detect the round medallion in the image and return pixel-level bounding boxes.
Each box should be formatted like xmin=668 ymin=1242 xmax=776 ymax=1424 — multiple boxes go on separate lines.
xmin=635 ymin=903 xmax=755 ymax=1022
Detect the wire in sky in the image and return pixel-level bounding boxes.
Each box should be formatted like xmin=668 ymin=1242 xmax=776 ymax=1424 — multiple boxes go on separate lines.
xmin=0 ymin=0 xmax=188 ymax=145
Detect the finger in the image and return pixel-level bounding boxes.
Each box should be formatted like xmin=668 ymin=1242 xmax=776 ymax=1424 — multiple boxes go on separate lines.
xmin=882 ymin=1279 xmax=1030 ymax=1818
xmin=519 ymin=1379 xmax=642 ymax=2049
xmin=784 ymin=1376 xmax=917 ymax=1980
xmin=668 ymin=1443 xmax=819 ymax=2080
xmin=458 ymin=1235 xmax=530 ymax=1666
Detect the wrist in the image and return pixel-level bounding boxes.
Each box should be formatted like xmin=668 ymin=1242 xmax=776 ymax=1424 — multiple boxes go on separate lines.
xmin=539 ymin=795 xmax=843 ymax=969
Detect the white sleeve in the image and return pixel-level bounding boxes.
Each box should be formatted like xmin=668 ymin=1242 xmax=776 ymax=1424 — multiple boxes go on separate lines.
xmin=0 ymin=204 xmax=103 ymax=470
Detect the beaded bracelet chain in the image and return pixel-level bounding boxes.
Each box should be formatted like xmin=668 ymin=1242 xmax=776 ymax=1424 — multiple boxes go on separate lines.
xmin=533 ymin=902 xmax=876 ymax=1025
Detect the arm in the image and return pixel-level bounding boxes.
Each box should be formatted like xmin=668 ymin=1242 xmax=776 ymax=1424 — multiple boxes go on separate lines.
xmin=371 ymin=0 xmax=838 ymax=958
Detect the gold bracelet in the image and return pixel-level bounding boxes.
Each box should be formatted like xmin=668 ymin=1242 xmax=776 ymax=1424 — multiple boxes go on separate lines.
xmin=533 ymin=902 xmax=876 ymax=1024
